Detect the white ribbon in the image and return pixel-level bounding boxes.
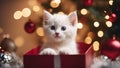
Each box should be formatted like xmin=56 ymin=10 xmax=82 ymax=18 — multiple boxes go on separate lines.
xmin=54 ymin=55 xmax=61 ymax=68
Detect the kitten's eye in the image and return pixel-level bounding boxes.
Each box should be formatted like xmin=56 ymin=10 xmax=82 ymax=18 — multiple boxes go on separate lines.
xmin=50 ymin=25 xmax=55 ymax=30
xmin=61 ymin=26 xmax=66 ymax=31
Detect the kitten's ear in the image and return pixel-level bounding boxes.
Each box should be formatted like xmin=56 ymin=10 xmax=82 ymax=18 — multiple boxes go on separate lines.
xmin=68 ymin=11 xmax=78 ymax=26
xmin=43 ymin=10 xmax=52 ymax=21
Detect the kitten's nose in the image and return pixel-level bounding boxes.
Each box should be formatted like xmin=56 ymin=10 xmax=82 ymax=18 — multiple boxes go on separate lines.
xmin=55 ymin=32 xmax=59 ymax=36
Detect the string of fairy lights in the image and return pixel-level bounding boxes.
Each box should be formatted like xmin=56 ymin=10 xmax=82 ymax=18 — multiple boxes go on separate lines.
xmin=12 ymin=0 xmax=115 ymax=52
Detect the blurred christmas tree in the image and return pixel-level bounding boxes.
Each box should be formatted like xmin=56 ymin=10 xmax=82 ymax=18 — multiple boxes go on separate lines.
xmin=108 ymin=0 xmax=120 ymax=38
xmin=37 ymin=0 xmax=119 ymax=52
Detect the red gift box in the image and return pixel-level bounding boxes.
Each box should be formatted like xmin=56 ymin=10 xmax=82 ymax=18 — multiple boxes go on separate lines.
xmin=24 ymin=42 xmax=94 ymax=68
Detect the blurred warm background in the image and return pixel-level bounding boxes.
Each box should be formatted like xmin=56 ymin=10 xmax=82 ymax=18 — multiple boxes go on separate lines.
xmin=0 ymin=0 xmax=43 ymax=57
xmin=0 ymin=0 xmax=91 ymax=58
xmin=0 ymin=0 xmax=120 ymax=60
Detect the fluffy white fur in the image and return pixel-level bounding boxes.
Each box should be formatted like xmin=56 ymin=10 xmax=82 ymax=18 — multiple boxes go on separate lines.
xmin=39 ymin=10 xmax=79 ymax=55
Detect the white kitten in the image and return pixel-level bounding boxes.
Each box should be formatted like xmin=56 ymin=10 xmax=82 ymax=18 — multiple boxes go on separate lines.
xmin=39 ymin=10 xmax=79 ymax=55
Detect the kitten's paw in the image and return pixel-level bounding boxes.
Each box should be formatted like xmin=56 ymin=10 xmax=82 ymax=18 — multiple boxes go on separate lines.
xmin=59 ymin=48 xmax=72 ymax=55
xmin=40 ymin=48 xmax=58 ymax=55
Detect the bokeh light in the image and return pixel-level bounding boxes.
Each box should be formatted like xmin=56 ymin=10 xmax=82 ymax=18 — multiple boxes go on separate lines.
xmin=54 ymin=0 xmax=61 ymax=4
xmin=85 ymin=36 xmax=92 ymax=44
xmin=80 ymin=8 xmax=88 ymax=15
xmin=13 ymin=11 xmax=22 ymax=20
xmin=105 ymin=15 xmax=110 ymax=19
xmin=104 ymin=11 xmax=107 ymax=13
xmin=93 ymin=41 xmax=100 ymax=51
xmin=33 ymin=5 xmax=40 ymax=12
xmin=109 ymin=0 xmax=113 ymax=5
xmin=50 ymin=0 xmax=60 ymax=8
xmin=22 ymin=8 xmax=31 ymax=17
xmin=14 ymin=36 xmax=24 ymax=47
xmin=94 ymin=21 xmax=100 ymax=27
xmin=36 ymin=27 xmax=44 ymax=36
xmin=106 ymin=21 xmax=112 ymax=27
xmin=77 ymin=23 xmax=83 ymax=29
xmin=97 ymin=30 xmax=104 ymax=38
xmin=58 ymin=11 xmax=64 ymax=15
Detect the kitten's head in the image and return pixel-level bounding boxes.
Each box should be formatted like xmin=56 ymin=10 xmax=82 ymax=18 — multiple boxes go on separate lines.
xmin=43 ymin=10 xmax=78 ymax=43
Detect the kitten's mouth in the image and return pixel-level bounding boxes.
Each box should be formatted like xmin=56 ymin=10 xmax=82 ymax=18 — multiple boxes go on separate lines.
xmin=55 ymin=35 xmax=60 ymax=38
